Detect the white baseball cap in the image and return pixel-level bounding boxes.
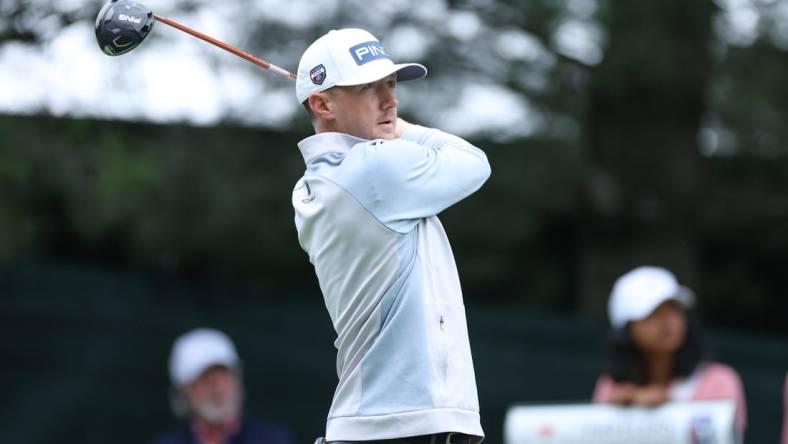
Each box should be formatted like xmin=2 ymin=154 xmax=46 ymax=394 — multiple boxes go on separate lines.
xmin=296 ymin=28 xmax=427 ymax=103
xmin=169 ymin=328 xmax=240 ymax=387
xmin=608 ymin=266 xmax=695 ymax=329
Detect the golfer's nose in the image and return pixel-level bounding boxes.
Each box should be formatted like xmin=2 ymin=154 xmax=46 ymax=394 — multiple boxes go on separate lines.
xmin=378 ymin=84 xmax=398 ymax=110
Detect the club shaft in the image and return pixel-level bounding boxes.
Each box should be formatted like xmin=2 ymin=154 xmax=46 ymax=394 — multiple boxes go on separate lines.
xmin=154 ymin=15 xmax=296 ymax=80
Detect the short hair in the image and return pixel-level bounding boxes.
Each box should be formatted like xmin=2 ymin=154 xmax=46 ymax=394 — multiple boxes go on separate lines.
xmin=605 ymin=312 xmax=704 ymax=385
xmin=302 ymin=88 xmax=338 ymax=122
xmin=302 ymin=100 xmax=315 ymax=121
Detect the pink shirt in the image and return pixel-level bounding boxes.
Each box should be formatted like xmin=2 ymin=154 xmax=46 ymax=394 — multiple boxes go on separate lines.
xmin=592 ymin=362 xmax=747 ymax=433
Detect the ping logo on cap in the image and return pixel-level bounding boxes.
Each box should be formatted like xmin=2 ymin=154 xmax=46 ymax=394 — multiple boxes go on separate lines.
xmin=349 ymin=41 xmax=389 ymax=65
xmin=310 ymin=64 xmax=326 ymax=85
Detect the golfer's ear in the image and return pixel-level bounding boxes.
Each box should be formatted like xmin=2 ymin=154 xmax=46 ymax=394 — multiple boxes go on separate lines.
xmin=308 ymin=92 xmax=334 ymax=120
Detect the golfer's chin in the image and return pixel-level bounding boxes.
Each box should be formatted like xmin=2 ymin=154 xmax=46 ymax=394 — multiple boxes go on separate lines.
xmin=374 ymin=121 xmax=396 ymax=140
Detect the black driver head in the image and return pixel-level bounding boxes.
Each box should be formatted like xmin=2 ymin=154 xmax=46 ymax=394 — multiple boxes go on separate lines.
xmin=95 ymin=0 xmax=155 ymax=56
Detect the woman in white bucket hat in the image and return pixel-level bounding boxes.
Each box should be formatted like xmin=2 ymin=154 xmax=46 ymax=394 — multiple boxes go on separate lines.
xmin=592 ymin=266 xmax=748 ymax=440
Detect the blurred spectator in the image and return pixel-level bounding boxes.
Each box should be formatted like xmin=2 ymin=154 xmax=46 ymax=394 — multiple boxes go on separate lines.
xmin=783 ymin=372 xmax=788 ymax=444
xmin=592 ymin=266 xmax=747 ymax=438
xmin=150 ymin=328 xmax=294 ymax=444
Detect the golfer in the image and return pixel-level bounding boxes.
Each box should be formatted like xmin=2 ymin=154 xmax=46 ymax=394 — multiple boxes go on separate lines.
xmin=292 ymin=28 xmax=490 ymax=444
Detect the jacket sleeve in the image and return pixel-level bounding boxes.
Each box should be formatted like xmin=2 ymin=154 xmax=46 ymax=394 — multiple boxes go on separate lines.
xmin=336 ymin=124 xmax=491 ymax=233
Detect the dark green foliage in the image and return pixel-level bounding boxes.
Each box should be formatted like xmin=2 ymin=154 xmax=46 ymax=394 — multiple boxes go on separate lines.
xmin=0 ymin=115 xmax=585 ymax=309
xmin=0 ymin=116 xmax=313 ymax=282
xmin=1 ymin=112 xmax=787 ymax=332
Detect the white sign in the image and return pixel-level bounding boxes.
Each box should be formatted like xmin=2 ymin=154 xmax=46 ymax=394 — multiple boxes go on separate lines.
xmin=504 ymin=400 xmax=736 ymax=444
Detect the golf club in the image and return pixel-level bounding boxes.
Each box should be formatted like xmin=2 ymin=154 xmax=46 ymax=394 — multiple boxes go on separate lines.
xmin=95 ymin=0 xmax=296 ymax=80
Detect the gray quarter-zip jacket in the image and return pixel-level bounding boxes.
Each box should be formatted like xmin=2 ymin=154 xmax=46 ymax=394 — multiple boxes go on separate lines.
xmin=292 ymin=124 xmax=490 ymax=441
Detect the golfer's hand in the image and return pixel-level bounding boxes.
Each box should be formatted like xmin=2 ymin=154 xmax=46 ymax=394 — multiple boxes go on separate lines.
xmin=394 ymin=118 xmax=411 ymax=139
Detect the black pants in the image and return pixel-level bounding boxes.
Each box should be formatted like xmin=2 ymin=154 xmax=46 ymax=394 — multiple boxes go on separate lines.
xmin=324 ymin=432 xmax=476 ymax=444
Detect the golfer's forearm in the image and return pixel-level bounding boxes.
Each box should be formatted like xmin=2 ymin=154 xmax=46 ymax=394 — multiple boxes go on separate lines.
xmin=400 ymin=122 xmax=491 ymax=193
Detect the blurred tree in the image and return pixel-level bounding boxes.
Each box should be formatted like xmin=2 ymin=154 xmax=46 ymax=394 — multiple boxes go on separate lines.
xmin=577 ymin=0 xmax=715 ymax=315
xmin=0 ymin=0 xmax=98 ymax=43
xmin=706 ymin=0 xmax=788 ymax=159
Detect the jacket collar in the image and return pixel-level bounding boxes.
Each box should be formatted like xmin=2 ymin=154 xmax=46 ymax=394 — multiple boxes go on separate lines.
xmin=297 ymin=132 xmax=368 ymax=164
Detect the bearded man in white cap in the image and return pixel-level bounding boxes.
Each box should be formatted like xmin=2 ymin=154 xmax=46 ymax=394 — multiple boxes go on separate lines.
xmin=150 ymin=328 xmax=293 ymax=444
xmin=292 ymin=29 xmax=490 ymax=444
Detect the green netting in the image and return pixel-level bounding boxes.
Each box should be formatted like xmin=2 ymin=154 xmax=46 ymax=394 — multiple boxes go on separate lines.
xmin=1 ymin=264 xmax=785 ymax=443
